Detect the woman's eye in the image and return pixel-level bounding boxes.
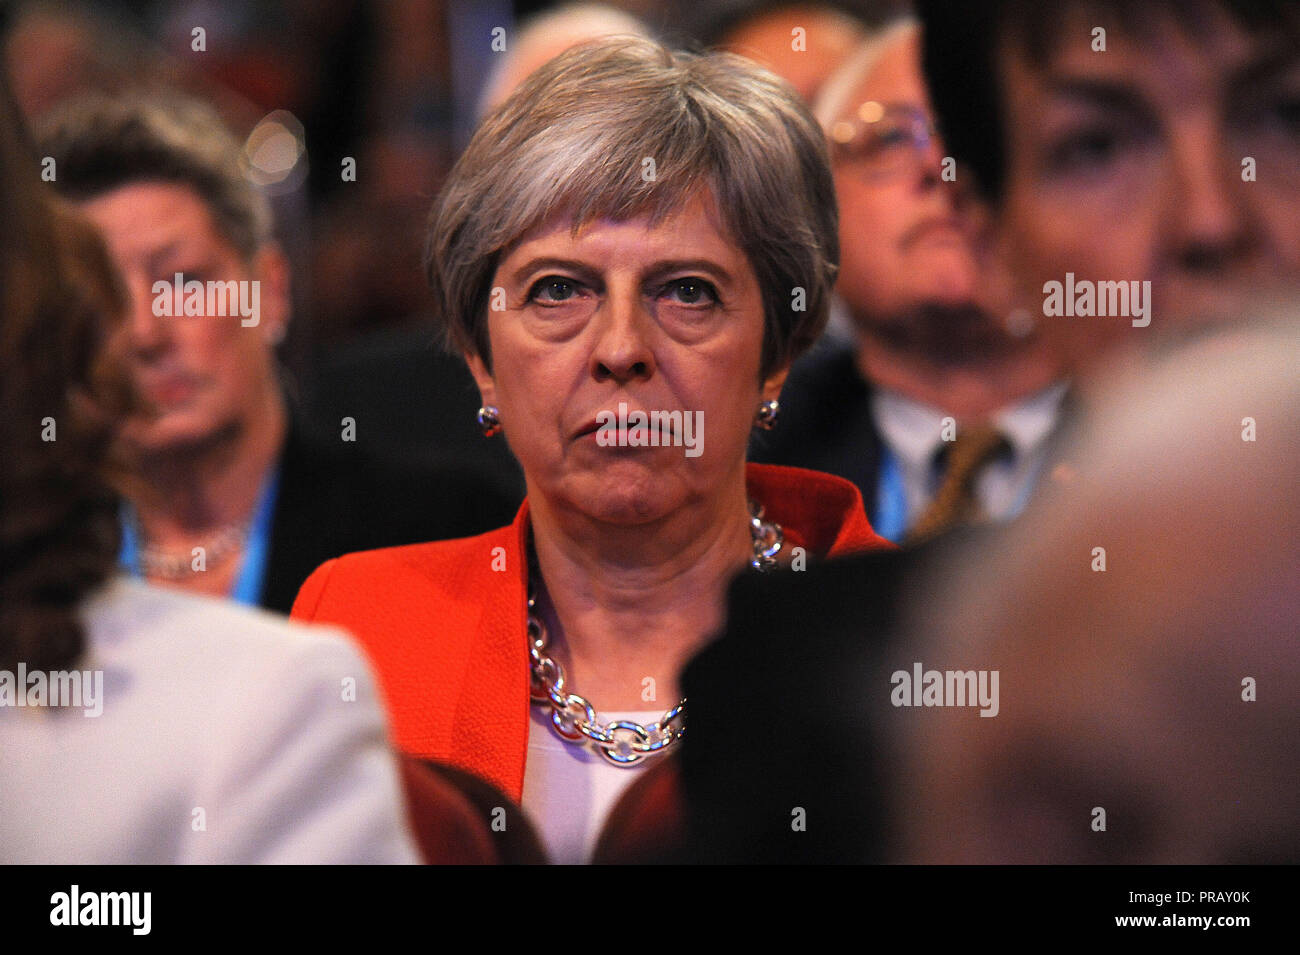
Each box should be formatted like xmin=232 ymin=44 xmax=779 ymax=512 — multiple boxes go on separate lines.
xmin=1275 ymin=96 xmax=1300 ymax=133
xmin=1243 ymin=94 xmax=1300 ymax=138
xmin=870 ymin=123 xmax=912 ymax=152
xmin=660 ymin=278 xmax=719 ymax=307
xmin=1048 ymin=127 xmax=1125 ymax=172
xmin=527 ymin=276 xmax=581 ymax=304
xmin=156 ymin=268 xmax=210 ymax=285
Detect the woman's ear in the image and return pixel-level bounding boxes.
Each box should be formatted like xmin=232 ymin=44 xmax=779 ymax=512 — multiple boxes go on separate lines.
xmin=464 ymin=352 xmax=498 ymax=408
xmin=761 ymin=363 xmax=790 ymax=403
xmin=251 ymin=242 xmax=291 ymax=345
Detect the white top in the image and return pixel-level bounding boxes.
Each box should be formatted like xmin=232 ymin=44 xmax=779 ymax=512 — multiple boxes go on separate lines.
xmin=520 ymin=705 xmax=661 ymax=864
xmin=0 ymin=576 xmax=419 ymax=864
xmin=871 ymin=382 xmax=1069 ymax=528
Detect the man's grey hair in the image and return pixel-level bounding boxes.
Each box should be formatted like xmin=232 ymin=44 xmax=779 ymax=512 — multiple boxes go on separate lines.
xmin=36 ymin=91 xmax=272 ymax=261
xmin=476 ymin=2 xmax=653 ymax=118
xmin=813 ymin=16 xmax=918 ymax=131
xmin=427 ymin=34 xmax=840 ymax=379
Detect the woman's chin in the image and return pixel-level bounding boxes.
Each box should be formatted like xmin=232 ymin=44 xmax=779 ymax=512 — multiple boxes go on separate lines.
xmin=556 ymin=469 xmax=686 ymax=526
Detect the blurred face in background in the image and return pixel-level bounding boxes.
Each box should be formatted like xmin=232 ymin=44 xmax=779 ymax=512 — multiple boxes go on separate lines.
xmin=830 ymin=27 xmax=1016 ymax=364
xmin=721 ymin=5 xmax=867 ymax=103
xmin=996 ymin=4 xmax=1300 ymax=364
xmin=79 ymin=182 xmax=288 ymax=456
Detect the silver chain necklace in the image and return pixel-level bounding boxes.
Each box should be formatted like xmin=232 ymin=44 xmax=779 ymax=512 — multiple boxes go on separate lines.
xmin=527 ymin=500 xmax=783 ymax=766
xmin=131 ymin=514 xmax=253 ymax=579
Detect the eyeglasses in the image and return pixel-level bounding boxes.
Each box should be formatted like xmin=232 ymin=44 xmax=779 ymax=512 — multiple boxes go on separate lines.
xmin=829 ymin=102 xmax=940 ymax=179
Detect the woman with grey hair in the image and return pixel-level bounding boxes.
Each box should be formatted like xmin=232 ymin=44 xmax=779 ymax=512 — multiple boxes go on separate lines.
xmin=292 ymin=35 xmax=891 ymax=863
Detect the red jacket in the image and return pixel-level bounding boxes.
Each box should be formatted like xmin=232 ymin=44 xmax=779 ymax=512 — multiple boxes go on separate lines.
xmin=291 ymin=463 xmax=891 ymax=801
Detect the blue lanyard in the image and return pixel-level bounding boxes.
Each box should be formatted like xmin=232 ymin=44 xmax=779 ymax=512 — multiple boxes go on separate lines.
xmin=231 ymin=470 xmax=279 ymax=605
xmin=118 ymin=469 xmax=280 ymax=607
xmin=872 ymin=444 xmax=908 ymax=543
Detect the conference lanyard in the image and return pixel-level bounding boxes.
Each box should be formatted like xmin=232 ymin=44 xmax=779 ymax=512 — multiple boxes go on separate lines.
xmin=872 ymin=444 xmax=907 ymax=544
xmin=118 ymin=469 xmax=280 ymax=607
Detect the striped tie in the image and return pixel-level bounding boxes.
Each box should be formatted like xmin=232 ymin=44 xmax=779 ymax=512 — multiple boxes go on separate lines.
xmin=905 ymin=425 xmax=1008 ymax=545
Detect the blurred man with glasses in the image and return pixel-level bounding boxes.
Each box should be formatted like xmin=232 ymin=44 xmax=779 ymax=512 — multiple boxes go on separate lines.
xmin=752 ymin=16 xmax=1071 ymax=543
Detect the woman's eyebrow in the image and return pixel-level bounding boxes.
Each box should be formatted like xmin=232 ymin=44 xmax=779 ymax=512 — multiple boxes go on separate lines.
xmin=1041 ymin=76 xmax=1150 ymax=115
xmin=508 ymin=257 xmax=601 ymax=287
xmin=509 ymin=256 xmax=736 ymax=288
xmin=642 ymin=259 xmax=735 ymax=287
xmin=145 ymin=240 xmax=191 ymax=273
xmin=1228 ymin=44 xmax=1300 ymax=95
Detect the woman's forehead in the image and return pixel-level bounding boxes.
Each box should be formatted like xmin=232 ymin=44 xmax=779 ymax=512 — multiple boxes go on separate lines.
xmin=499 ymin=186 xmax=737 ymax=260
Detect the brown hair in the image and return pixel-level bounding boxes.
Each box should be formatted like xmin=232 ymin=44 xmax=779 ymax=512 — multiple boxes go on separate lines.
xmin=0 ymin=75 xmax=130 ymax=672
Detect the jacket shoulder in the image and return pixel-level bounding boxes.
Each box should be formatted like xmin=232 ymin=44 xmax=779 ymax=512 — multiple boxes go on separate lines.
xmin=288 ymin=523 xmax=528 ymax=770
xmin=291 ymin=526 xmax=515 ymax=625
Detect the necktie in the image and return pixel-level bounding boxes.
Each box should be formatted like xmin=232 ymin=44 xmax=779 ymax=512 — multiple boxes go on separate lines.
xmin=905 ymin=425 xmax=1008 ymax=545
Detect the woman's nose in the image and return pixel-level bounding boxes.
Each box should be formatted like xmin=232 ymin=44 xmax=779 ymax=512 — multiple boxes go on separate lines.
xmin=916 ymin=127 xmax=958 ymax=196
xmin=589 ymin=286 xmax=656 ymax=383
xmin=1163 ymin=119 xmax=1256 ymax=275
xmin=127 ymin=274 xmax=170 ymax=354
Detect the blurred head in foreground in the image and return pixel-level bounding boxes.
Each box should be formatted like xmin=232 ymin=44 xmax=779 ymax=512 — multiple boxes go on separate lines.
xmin=896 ymin=314 xmax=1300 ymax=862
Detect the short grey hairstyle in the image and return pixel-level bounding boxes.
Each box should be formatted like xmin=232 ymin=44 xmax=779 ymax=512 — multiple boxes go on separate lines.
xmin=37 ymin=92 xmax=273 ymax=262
xmin=427 ymin=35 xmax=840 ymax=379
